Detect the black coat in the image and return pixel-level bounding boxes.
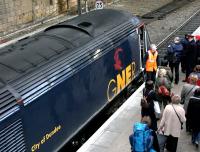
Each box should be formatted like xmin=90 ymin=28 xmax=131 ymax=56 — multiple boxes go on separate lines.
xmin=185 ymin=40 xmax=197 ymax=68
xmin=187 ymin=96 xmax=200 ymax=131
xmin=181 ymin=38 xmax=189 ymax=57
xmin=141 ymin=89 xmax=157 ymax=131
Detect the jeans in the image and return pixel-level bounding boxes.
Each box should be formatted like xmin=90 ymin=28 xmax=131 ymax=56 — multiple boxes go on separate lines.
xmin=192 ymin=130 xmax=200 ymax=145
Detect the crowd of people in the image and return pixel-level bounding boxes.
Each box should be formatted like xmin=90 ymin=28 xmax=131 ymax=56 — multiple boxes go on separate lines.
xmin=129 ymin=35 xmax=200 ymax=152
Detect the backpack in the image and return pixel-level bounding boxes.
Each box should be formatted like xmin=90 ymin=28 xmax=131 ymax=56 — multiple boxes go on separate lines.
xmin=158 ymin=85 xmax=170 ymax=96
xmin=130 ymin=122 xmax=154 ymax=152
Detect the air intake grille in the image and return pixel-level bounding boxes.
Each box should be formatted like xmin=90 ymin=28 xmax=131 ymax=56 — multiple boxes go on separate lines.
xmin=0 ymin=119 xmax=26 ymax=152
xmin=0 ymin=89 xmax=19 ymax=120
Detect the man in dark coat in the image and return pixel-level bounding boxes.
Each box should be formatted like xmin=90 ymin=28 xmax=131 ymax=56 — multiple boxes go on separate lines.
xmin=185 ymin=35 xmax=197 ymax=80
xmin=181 ymin=34 xmax=190 ymax=73
xmin=187 ymin=88 xmax=200 ymax=147
xmin=167 ymin=37 xmax=183 ymax=84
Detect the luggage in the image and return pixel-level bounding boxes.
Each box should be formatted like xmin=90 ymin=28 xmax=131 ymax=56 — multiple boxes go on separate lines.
xmin=157 ymin=132 xmax=167 ymax=152
xmin=154 ymin=101 xmax=161 ymax=119
xmin=130 ymin=122 xmax=154 ymax=152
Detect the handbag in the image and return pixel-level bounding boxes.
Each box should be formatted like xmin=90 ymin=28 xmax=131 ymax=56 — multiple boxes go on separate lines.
xmin=154 ymin=101 xmax=161 ymax=119
xmin=172 ymin=105 xmax=183 ymax=130
xmin=157 ymin=132 xmax=167 ymax=152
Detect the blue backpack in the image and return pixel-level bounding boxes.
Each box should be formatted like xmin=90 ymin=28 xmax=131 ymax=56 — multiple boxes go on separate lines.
xmin=129 ymin=122 xmax=155 ymax=152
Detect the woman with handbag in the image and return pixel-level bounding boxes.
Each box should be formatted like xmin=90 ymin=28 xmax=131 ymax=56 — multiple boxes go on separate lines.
xmin=157 ymin=95 xmax=186 ymax=152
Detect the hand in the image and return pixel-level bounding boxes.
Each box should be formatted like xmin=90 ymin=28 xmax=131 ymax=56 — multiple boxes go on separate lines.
xmin=157 ymin=128 xmax=164 ymax=134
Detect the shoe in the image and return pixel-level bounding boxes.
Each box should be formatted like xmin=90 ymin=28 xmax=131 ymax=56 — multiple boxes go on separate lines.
xmin=175 ymin=82 xmax=179 ymax=84
xmin=195 ymin=141 xmax=199 ymax=148
xmin=182 ymin=79 xmax=187 ymax=82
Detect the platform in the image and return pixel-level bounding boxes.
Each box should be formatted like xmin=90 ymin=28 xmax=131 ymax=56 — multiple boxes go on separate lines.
xmin=78 ymin=68 xmax=199 ymax=152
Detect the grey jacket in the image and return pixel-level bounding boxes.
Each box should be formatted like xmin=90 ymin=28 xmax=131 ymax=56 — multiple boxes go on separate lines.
xmin=181 ymin=83 xmax=199 ymax=113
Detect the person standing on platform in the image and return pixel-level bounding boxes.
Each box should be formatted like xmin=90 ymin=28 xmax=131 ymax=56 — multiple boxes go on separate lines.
xmin=155 ymin=68 xmax=172 ymax=109
xmin=185 ymin=35 xmax=197 ymax=81
xmin=187 ymin=88 xmax=200 ymax=147
xmin=158 ymin=95 xmax=186 ymax=152
xmin=145 ymin=44 xmax=160 ymax=82
xmin=181 ymin=74 xmax=199 ymax=132
xmin=141 ymin=80 xmax=158 ymax=131
xmin=181 ymin=74 xmax=198 ymax=108
xmin=167 ymin=37 xmax=183 ymax=84
xmin=181 ymin=34 xmax=190 ymax=73
xmin=129 ymin=116 xmax=160 ymax=152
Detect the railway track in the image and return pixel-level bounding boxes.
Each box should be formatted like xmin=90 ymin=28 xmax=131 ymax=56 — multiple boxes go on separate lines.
xmin=157 ymin=9 xmax=200 ymax=57
xmin=142 ymin=0 xmax=191 ymax=20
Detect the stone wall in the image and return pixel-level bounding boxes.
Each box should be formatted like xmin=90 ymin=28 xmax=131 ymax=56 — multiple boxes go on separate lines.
xmin=0 ymin=0 xmax=76 ymax=35
xmin=0 ymin=0 xmax=101 ymax=36
xmin=0 ymin=0 xmax=33 ymax=34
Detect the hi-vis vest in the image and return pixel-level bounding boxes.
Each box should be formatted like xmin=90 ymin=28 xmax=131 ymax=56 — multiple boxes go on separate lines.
xmin=146 ymin=50 xmax=158 ymax=72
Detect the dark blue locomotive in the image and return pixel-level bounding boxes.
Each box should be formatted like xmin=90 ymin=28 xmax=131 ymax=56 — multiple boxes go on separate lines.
xmin=0 ymin=9 xmax=150 ymax=151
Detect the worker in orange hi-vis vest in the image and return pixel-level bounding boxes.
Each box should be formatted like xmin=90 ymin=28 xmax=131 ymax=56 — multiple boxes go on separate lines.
xmin=145 ymin=44 xmax=160 ymax=82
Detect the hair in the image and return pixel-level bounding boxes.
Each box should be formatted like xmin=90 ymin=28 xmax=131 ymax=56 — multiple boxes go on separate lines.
xmin=171 ymin=95 xmax=181 ymax=104
xmin=141 ymin=116 xmax=151 ymax=127
xmin=189 ymin=74 xmax=198 ymax=84
xmin=145 ymin=80 xmax=154 ymax=90
xmin=174 ymin=37 xmax=180 ymax=43
xmin=194 ymin=65 xmax=200 ymax=72
xmin=194 ymin=88 xmax=200 ymax=96
xmin=158 ymin=69 xmax=167 ymax=77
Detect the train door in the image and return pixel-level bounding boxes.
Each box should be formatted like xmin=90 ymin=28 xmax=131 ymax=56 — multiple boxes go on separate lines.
xmin=138 ymin=25 xmax=151 ymax=70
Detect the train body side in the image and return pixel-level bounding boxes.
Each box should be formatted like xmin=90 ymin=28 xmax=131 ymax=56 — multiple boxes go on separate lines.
xmin=24 ymin=30 xmax=141 ymax=152
xmin=0 ymin=9 xmax=147 ymax=152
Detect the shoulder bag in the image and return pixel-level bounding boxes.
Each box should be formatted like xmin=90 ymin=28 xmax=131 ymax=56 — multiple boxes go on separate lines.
xmin=172 ymin=105 xmax=183 ymax=130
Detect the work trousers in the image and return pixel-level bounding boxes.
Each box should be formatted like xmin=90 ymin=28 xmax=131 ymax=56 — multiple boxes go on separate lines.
xmin=169 ymin=62 xmax=180 ymax=84
xmin=146 ymin=70 xmax=156 ymax=82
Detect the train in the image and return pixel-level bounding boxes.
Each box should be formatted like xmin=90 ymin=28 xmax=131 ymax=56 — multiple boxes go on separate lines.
xmin=0 ymin=9 xmax=151 ymax=152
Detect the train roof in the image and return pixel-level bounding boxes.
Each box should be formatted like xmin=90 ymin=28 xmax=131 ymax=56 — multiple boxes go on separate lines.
xmin=0 ymin=9 xmax=141 ymax=86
